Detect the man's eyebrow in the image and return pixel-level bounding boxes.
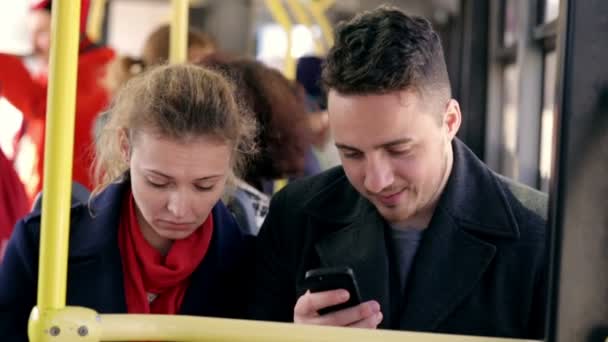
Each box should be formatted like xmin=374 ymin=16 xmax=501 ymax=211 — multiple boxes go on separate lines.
xmin=377 ymin=138 xmax=413 ymax=149
xmin=335 ymin=138 xmax=413 ymax=151
xmin=335 ymin=143 xmax=361 ymax=152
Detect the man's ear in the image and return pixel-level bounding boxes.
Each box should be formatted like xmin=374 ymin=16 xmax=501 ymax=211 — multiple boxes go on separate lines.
xmin=118 ymin=129 xmax=131 ymax=163
xmin=443 ymin=99 xmax=462 ymax=140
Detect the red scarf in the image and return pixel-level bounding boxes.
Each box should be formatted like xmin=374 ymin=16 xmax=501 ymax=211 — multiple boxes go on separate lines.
xmin=118 ymin=191 xmax=214 ymax=314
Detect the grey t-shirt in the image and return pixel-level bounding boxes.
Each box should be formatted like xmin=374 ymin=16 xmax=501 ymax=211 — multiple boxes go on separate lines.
xmin=389 ymin=226 xmax=424 ymax=296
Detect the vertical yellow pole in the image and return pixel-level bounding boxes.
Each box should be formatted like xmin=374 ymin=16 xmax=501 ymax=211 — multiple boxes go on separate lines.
xmin=286 ymin=0 xmax=324 ymax=55
xmin=265 ymin=0 xmax=296 ymax=80
xmin=310 ymin=0 xmax=334 ymax=48
xmin=34 ymin=0 xmax=81 ymax=321
xmin=170 ymin=0 xmax=189 ymax=64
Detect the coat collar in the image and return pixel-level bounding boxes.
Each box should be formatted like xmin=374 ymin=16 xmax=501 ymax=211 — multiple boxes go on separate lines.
xmin=436 ymin=139 xmax=520 ymax=239
xmin=303 ymin=138 xmax=517 ymax=330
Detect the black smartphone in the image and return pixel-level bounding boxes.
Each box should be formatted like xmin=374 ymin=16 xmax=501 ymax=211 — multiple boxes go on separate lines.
xmin=303 ymin=266 xmax=362 ymax=315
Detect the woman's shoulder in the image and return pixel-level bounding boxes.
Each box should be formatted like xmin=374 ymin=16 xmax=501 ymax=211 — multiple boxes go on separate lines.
xmin=18 ymin=182 xmax=128 ymax=256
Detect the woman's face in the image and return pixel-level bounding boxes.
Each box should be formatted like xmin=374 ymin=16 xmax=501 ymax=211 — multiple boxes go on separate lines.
xmin=28 ymin=10 xmax=52 ymax=63
xmin=125 ymin=129 xmax=232 ymax=250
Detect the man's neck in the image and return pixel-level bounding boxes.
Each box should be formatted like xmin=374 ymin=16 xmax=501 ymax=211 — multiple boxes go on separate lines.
xmin=392 ymin=144 xmax=454 ymax=230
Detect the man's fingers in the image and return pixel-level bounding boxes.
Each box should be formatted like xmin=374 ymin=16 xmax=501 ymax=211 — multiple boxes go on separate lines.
xmin=320 ymin=301 xmax=380 ymax=327
xmin=347 ymin=312 xmax=383 ymax=329
xmin=294 ymin=290 xmax=349 ymax=317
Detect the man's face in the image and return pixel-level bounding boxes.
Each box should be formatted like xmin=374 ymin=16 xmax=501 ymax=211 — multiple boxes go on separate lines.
xmin=328 ymin=89 xmax=460 ymax=228
xmin=28 ymin=10 xmax=52 ymax=63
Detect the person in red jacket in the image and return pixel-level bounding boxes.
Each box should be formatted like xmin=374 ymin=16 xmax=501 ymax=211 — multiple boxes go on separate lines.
xmin=0 ymin=0 xmax=115 ymax=195
xmin=0 ymin=148 xmax=29 ymax=262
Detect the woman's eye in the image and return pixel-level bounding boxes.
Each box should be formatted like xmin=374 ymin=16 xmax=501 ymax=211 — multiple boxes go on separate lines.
xmin=146 ymin=179 xmax=168 ymax=188
xmin=195 ymin=184 xmax=214 ymax=191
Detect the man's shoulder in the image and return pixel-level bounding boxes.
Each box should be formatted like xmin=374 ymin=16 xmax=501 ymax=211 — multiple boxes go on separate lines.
xmin=491 ymin=174 xmax=548 ymax=246
xmin=495 ymin=173 xmax=548 ymax=221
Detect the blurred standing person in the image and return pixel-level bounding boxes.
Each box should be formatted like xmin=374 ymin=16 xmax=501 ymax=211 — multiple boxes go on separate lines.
xmin=296 ymin=56 xmax=341 ymax=171
xmin=0 ymin=0 xmax=115 ymax=196
xmin=0 ymin=148 xmax=29 ymax=262
xmin=200 ymin=56 xmax=312 ymax=234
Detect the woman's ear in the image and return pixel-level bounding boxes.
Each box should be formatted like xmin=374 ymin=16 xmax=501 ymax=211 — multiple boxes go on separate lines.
xmin=118 ymin=129 xmax=131 ymax=164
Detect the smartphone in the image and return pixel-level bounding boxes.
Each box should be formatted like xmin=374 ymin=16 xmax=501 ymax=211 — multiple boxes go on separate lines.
xmin=303 ymin=266 xmax=362 ymax=315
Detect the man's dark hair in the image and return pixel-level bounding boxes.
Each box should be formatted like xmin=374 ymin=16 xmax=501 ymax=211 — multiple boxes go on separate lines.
xmin=322 ymin=6 xmax=451 ymax=101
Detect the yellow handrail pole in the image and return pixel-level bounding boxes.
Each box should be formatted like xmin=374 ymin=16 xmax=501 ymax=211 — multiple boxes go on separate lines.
xmin=265 ymin=0 xmax=296 ymax=80
xmin=286 ymin=0 xmax=324 ymax=55
xmin=28 ymin=0 xmax=81 ymax=340
xmin=98 ymin=312 xmax=536 ymax=342
xmin=28 ymin=306 xmax=539 ymax=342
xmin=170 ymin=0 xmax=189 ymax=64
xmin=309 ymin=0 xmax=334 ymax=49
xmin=86 ymin=0 xmax=107 ymax=43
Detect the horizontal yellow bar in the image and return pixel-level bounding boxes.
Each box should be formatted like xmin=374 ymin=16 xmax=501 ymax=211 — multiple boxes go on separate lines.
xmin=100 ymin=314 xmax=539 ymax=342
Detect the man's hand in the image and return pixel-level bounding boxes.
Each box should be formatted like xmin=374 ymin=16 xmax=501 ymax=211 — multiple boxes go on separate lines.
xmin=293 ymin=290 xmax=383 ymax=328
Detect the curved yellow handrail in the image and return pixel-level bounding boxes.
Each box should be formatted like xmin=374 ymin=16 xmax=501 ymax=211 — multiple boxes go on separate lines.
xmin=265 ymin=0 xmax=296 ymax=80
xmin=286 ymin=0 xmax=324 ymax=55
xmin=309 ymin=0 xmax=334 ymax=48
xmin=170 ymin=0 xmax=189 ymax=64
xmin=86 ymin=0 xmax=107 ymax=43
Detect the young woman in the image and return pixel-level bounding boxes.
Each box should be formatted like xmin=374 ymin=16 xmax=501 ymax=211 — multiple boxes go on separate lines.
xmin=0 ymin=64 xmax=256 ymax=340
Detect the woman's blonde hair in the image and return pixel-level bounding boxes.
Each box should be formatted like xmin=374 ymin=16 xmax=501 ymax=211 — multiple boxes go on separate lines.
xmin=93 ymin=63 xmax=256 ymax=197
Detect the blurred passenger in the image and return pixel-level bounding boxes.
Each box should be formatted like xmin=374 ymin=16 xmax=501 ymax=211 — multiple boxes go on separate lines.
xmin=251 ymin=6 xmax=548 ymax=339
xmin=0 ymin=64 xmax=256 ymax=340
xmin=0 ymin=0 xmax=115 ymax=195
xmin=105 ymin=24 xmax=217 ymax=95
xmin=199 ymin=56 xmax=312 ymax=233
xmin=0 ymin=148 xmax=29 ymax=262
xmin=295 ymin=56 xmax=341 ymax=171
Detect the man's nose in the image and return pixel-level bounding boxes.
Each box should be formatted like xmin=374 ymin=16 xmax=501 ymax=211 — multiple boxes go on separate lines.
xmin=363 ymin=156 xmax=394 ymax=193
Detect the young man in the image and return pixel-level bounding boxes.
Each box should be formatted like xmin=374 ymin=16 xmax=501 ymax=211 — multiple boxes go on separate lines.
xmin=250 ymin=6 xmax=548 ymax=339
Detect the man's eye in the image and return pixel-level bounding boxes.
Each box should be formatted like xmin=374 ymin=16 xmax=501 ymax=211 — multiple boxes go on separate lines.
xmin=388 ymin=149 xmax=410 ymax=156
xmin=342 ymin=151 xmax=363 ymax=159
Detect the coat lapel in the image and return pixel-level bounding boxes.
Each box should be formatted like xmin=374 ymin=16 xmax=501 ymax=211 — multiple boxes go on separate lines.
xmin=397 ymin=140 xmax=518 ymax=331
xmin=66 ymin=181 xmax=128 ymax=313
xmin=314 ymin=202 xmax=394 ymax=329
xmin=397 ymin=205 xmax=496 ymax=331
